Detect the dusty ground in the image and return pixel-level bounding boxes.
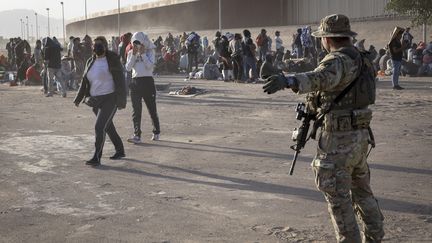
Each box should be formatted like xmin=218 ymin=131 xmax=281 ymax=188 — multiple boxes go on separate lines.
xmin=0 ymin=75 xmax=431 ymax=243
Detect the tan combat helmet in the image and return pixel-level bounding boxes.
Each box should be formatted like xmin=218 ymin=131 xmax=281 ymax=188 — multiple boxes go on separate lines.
xmin=312 ymin=14 xmax=357 ymax=38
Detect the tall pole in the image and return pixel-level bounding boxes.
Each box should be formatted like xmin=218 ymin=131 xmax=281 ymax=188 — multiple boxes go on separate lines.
xmin=218 ymin=0 xmax=221 ymax=32
xmin=46 ymin=8 xmax=50 ymax=37
xmin=118 ymin=0 xmax=121 ymax=37
xmin=20 ymin=19 xmax=23 ymax=39
xmin=61 ymin=2 xmax=66 ymax=46
xmin=26 ymin=16 xmax=29 ymax=40
xmin=35 ymin=12 xmax=39 ymax=40
xmin=85 ymin=0 xmax=88 ymax=35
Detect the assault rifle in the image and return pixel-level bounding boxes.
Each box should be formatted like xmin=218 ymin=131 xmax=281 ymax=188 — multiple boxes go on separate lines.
xmin=289 ymin=103 xmax=316 ymax=175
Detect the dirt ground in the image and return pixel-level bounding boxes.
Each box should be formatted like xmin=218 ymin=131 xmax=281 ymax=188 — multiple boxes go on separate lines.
xmin=0 ymin=75 xmax=431 ymax=243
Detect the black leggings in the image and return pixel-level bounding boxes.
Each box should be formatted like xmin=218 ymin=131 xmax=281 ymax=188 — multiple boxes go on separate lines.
xmin=232 ymin=55 xmax=243 ymax=80
xmin=130 ymin=77 xmax=160 ymax=138
xmin=92 ymin=93 xmax=124 ymax=160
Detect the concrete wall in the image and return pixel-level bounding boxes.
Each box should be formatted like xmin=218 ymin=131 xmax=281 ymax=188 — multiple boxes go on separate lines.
xmin=66 ymin=0 xmax=390 ymax=38
xmin=286 ymin=0 xmax=391 ymax=24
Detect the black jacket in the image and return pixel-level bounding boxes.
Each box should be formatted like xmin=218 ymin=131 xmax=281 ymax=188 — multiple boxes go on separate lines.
xmin=73 ymin=51 xmax=127 ymax=109
xmin=43 ymin=37 xmax=62 ymax=69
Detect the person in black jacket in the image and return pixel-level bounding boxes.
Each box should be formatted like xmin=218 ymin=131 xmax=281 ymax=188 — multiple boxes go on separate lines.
xmin=44 ymin=37 xmax=67 ymax=97
xmin=73 ymin=36 xmax=127 ymax=166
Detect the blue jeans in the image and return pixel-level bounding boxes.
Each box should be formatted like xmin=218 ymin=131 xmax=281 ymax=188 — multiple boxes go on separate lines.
xmin=392 ymin=60 xmax=402 ymax=87
xmin=258 ymin=46 xmax=268 ymax=61
xmin=47 ymin=67 xmax=66 ymax=95
xmin=243 ymin=55 xmax=257 ymax=81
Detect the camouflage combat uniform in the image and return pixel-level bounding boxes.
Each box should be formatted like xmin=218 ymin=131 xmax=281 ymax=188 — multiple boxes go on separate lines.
xmin=291 ymin=15 xmax=385 ymax=243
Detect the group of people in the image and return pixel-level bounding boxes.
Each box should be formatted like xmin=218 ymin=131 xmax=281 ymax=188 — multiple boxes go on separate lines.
xmin=4 ymin=35 xmax=91 ymax=97
xmin=3 ymin=26 xmax=326 ymax=91
xmin=372 ymin=27 xmax=432 ymax=90
xmin=106 ymin=27 xmax=323 ymax=83
xmin=4 ymin=33 xmax=161 ymax=166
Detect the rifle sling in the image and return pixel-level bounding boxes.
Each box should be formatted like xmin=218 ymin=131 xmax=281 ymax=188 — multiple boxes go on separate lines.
xmin=309 ymin=51 xmax=363 ymax=139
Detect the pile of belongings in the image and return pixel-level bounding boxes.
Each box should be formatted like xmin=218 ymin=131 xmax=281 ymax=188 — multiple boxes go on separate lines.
xmin=169 ymin=86 xmax=207 ymax=96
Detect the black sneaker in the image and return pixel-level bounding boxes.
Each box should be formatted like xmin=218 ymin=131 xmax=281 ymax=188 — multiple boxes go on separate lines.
xmin=109 ymin=152 xmax=125 ymax=160
xmin=393 ymin=85 xmax=405 ymax=90
xmin=85 ymin=158 xmax=101 ymax=166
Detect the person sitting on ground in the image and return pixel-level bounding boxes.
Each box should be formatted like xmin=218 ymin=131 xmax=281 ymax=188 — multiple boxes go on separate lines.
xmin=412 ymin=42 xmax=425 ymax=69
xmin=373 ymin=48 xmax=386 ymax=73
xmin=385 ymin=58 xmax=394 ymax=76
xmin=379 ymin=49 xmax=391 ymax=73
xmin=274 ymin=47 xmax=286 ymax=71
xmin=407 ymin=43 xmax=417 ymax=63
xmin=260 ymin=53 xmax=280 ymax=79
xmin=368 ymin=45 xmax=377 ymax=61
xmin=283 ymin=49 xmax=292 ymax=61
xmin=25 ymin=63 xmax=42 ymax=85
xmin=418 ymin=44 xmax=432 ymax=76
xmin=203 ymin=56 xmax=222 ymax=80
xmin=163 ymin=47 xmax=179 ymax=73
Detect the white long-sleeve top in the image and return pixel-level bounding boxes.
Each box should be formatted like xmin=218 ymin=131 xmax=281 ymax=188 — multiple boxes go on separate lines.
xmin=275 ymin=36 xmax=283 ymax=50
xmin=125 ymin=49 xmax=155 ymax=78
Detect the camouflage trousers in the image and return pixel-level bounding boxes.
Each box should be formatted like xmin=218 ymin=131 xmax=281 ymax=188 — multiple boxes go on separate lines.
xmin=312 ymin=129 xmax=384 ymax=243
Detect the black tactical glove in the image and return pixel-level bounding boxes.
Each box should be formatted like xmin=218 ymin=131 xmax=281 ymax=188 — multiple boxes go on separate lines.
xmin=263 ymin=74 xmax=294 ymax=94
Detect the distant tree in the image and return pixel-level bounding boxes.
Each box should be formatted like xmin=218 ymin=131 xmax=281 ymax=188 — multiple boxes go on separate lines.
xmin=386 ymin=0 xmax=432 ymax=26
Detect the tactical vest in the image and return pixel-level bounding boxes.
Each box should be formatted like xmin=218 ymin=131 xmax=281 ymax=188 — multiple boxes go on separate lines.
xmin=307 ymin=47 xmax=376 ymax=114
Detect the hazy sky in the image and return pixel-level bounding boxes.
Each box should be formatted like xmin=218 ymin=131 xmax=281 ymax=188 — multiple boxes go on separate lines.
xmin=0 ymin=0 xmax=157 ymax=20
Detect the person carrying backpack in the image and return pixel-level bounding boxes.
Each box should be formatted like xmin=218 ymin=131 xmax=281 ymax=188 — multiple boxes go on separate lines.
xmin=186 ymin=32 xmax=200 ymax=73
xmin=264 ymin=14 xmax=384 ymax=243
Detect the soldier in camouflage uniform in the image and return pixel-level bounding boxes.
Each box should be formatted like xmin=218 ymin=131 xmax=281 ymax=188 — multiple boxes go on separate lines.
xmin=263 ymin=14 xmax=384 ymax=243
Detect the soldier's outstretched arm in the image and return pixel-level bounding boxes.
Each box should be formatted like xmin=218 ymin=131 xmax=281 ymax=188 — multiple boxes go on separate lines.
xmin=292 ymin=55 xmax=347 ymax=94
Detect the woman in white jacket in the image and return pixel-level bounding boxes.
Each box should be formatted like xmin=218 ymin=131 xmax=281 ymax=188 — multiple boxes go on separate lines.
xmin=125 ymin=32 xmax=160 ymax=143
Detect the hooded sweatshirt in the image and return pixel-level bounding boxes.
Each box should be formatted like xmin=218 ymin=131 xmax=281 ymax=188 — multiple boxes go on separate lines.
xmin=125 ymin=32 xmax=156 ymax=78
